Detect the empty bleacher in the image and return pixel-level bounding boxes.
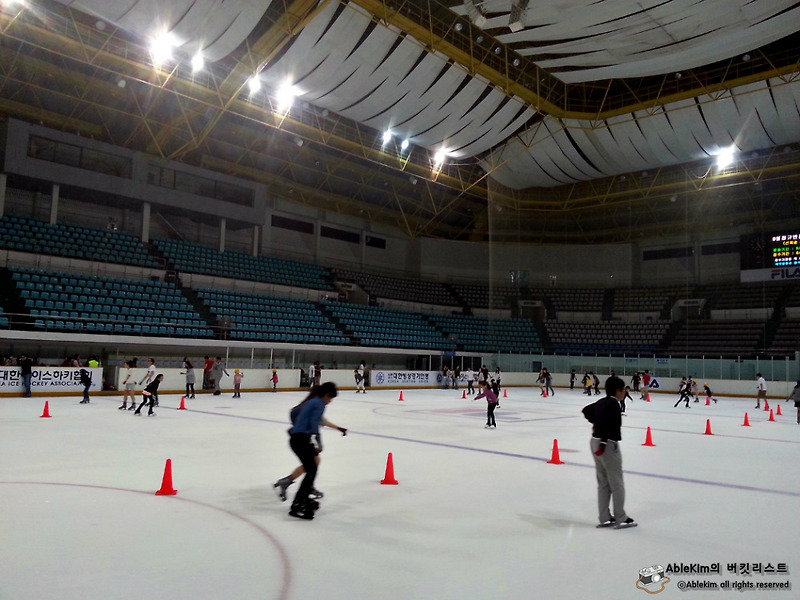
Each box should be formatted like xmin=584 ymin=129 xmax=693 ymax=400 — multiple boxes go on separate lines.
xmin=324 ymin=300 xmax=450 ymax=350
xmin=10 ymin=266 xmax=213 ymax=337
xmin=427 ymin=313 xmax=542 ymax=353
xmin=544 ymin=320 xmax=671 ymax=354
xmin=0 ymin=214 xmax=160 ymax=268
xmin=196 ymin=288 xmax=348 ymax=345
xmin=666 ymin=319 xmax=766 ymax=357
xmin=335 ymin=270 xmax=458 ymax=306
xmin=155 ymin=239 xmax=335 ymax=291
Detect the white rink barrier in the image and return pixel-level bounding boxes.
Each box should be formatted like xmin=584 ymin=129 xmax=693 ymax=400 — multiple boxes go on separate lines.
xmin=0 ymin=367 xmax=103 ymax=394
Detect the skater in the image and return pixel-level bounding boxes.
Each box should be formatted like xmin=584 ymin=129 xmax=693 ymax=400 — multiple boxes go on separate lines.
xmin=270 ymin=369 xmax=279 ymax=392
xmin=119 ymin=360 xmax=137 ymax=410
xmin=134 ymin=374 xmax=163 ymax=416
xmin=232 ymin=369 xmax=243 ymax=398
xmin=621 ymin=386 xmax=633 ymax=415
xmin=640 ymin=370 xmax=651 ymax=400
xmin=690 ymin=377 xmax=699 ymax=402
xmin=582 ymin=375 xmax=636 ymax=530
xmin=593 ymin=372 xmax=601 ymax=395
xmin=79 ymin=368 xmax=92 ymax=403
xmin=354 ymin=367 xmax=366 ymax=393
xmin=464 ymin=367 xmax=475 ymax=395
xmin=630 ymin=372 xmax=640 ymax=394
xmin=674 ymin=377 xmax=692 ymax=408
xmin=273 ymin=412 xmax=348 ymax=503
xmin=544 ymin=368 xmax=555 ymax=396
xmin=211 ymin=357 xmax=229 ymax=396
xmin=570 ymin=369 xmax=576 ymax=390
xmin=703 ymin=382 xmax=717 ymax=404
xmin=755 ymin=373 xmax=767 ymax=409
xmin=583 ymin=372 xmax=593 ymax=396
xmin=138 ymin=358 xmax=158 ymax=406
xmin=474 ymin=380 xmax=499 ymax=428
xmin=282 ymin=382 xmax=340 ymax=520
xmin=786 ymin=379 xmax=800 ymax=424
xmin=182 ymin=358 xmax=196 ymax=399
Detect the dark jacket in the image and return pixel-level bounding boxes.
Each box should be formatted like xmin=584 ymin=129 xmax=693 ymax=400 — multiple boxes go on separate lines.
xmin=582 ymin=395 xmax=622 ymax=442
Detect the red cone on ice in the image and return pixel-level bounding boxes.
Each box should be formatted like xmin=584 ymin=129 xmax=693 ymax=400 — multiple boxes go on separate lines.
xmin=40 ymin=401 xmax=51 ymax=418
xmin=178 ymin=396 xmax=186 ymax=410
xmin=642 ymin=427 xmax=655 ymax=446
xmin=155 ymin=459 xmax=178 ymax=496
xmin=398 ymin=391 xmax=404 ymax=402
xmin=547 ymin=439 xmax=564 ymax=464
xmin=742 ymin=412 xmax=751 ymax=427
xmin=462 ymin=390 xmax=466 ymax=399
xmin=776 ymin=404 xmax=782 ymax=416
xmin=768 ymin=409 xmax=775 ymax=422
xmin=704 ymin=419 xmax=713 ymax=435
xmin=381 ymin=453 xmax=399 ymax=485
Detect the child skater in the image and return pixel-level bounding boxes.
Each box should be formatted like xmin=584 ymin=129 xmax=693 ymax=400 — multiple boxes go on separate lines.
xmin=182 ymin=358 xmax=196 ymax=399
xmin=79 ymin=368 xmax=92 ymax=404
xmin=135 ymin=374 xmax=163 ymax=416
xmin=703 ymin=382 xmax=717 ymax=404
xmin=270 ymin=369 xmax=279 ymax=393
xmin=474 ymin=380 xmax=499 ymax=429
xmin=232 ymin=369 xmax=244 ymax=398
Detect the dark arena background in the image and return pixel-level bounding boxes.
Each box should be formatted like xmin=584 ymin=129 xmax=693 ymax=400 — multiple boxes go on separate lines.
xmin=0 ymin=2 xmax=799 ymax=599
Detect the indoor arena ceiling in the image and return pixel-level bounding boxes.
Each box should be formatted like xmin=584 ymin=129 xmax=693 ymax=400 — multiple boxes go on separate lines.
xmin=0 ymin=0 xmax=799 ymax=243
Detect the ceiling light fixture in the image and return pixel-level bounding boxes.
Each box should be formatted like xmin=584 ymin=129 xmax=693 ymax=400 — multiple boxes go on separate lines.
xmin=508 ymin=0 xmax=529 ymax=33
xmin=190 ymin=52 xmax=205 ymax=73
xmin=247 ymin=75 xmax=261 ymax=94
xmin=382 ymin=130 xmax=392 ymax=145
xmin=464 ymin=0 xmax=487 ymax=28
xmin=715 ymin=146 xmax=736 ymax=169
xmin=149 ymin=31 xmax=177 ymax=66
xmin=400 ymin=139 xmax=410 ymax=151
xmin=275 ymin=83 xmax=296 ymax=111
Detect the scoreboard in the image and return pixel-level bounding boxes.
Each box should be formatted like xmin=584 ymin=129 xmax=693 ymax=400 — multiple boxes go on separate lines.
xmin=770 ymin=233 xmax=800 ymax=267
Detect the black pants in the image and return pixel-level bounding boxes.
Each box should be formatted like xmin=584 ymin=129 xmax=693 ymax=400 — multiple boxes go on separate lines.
xmin=289 ymin=434 xmax=318 ymax=507
xmin=487 ymin=402 xmax=497 ymax=426
xmin=186 ymin=383 xmax=195 ymax=397
xmin=674 ymin=393 xmax=691 ymax=407
xmin=467 ymin=380 xmax=474 ymax=394
xmin=135 ymin=392 xmax=155 ymax=414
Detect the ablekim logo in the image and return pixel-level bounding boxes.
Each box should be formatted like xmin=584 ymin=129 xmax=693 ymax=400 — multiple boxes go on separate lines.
xmin=636 ymin=565 xmax=670 ymax=594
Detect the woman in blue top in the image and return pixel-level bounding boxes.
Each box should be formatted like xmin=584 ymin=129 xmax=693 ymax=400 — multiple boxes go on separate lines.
xmin=287 ymin=382 xmax=338 ymax=520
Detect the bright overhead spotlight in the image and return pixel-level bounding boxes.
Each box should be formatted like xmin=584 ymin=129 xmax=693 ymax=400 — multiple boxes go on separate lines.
xmin=400 ymin=139 xmax=410 ymax=151
xmin=191 ymin=52 xmax=205 ymax=73
xmin=149 ymin=31 xmax=177 ymax=66
xmin=464 ymin=0 xmax=487 ymax=28
xmin=382 ymin=130 xmax=392 ymax=145
xmin=716 ymin=146 xmax=736 ymax=169
xmin=508 ymin=0 xmax=529 ymax=32
xmin=247 ymin=75 xmax=261 ymax=94
xmin=433 ymin=150 xmax=446 ymax=167
xmin=512 ymin=58 xmax=521 ymax=67
xmin=275 ymin=83 xmax=296 ymax=112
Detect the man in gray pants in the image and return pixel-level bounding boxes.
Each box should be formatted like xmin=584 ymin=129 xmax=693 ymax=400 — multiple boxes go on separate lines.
xmin=582 ymin=375 xmax=636 ymax=529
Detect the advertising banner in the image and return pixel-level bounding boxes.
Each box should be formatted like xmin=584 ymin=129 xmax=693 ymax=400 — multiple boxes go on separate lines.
xmin=369 ymin=370 xmax=441 ymax=388
xmin=0 ymin=367 xmax=103 ymax=394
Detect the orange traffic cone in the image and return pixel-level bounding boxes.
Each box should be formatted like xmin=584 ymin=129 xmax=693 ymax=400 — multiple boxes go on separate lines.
xmin=704 ymin=419 xmax=713 ymax=435
xmin=462 ymin=390 xmax=466 ymax=399
xmin=155 ymin=459 xmax=178 ymax=496
xmin=742 ymin=412 xmax=751 ymax=427
xmin=543 ymin=389 xmax=547 ymax=397
xmin=547 ymin=439 xmax=564 ymax=464
xmin=768 ymin=409 xmax=775 ymax=422
xmin=646 ymin=393 xmax=651 ymax=402
xmin=776 ymin=404 xmax=782 ymax=416
xmin=503 ymin=389 xmax=507 ymax=398
xmin=177 ymin=396 xmax=186 ymax=410
xmin=398 ymin=391 xmax=404 ymax=402
xmin=40 ymin=401 xmax=52 ymax=418
xmin=381 ymin=453 xmax=399 ymax=485
xmin=764 ymin=399 xmax=769 ymax=412
xmin=642 ymin=426 xmax=655 ymax=446
xmin=705 ymin=397 xmax=710 ymax=406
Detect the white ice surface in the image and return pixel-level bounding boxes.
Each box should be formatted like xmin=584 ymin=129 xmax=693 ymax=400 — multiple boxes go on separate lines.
xmin=1 ymin=386 xmax=798 ymax=599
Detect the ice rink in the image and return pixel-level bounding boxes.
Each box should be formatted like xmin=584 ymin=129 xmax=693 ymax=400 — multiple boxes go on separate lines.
xmin=1 ymin=384 xmax=798 ymax=599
